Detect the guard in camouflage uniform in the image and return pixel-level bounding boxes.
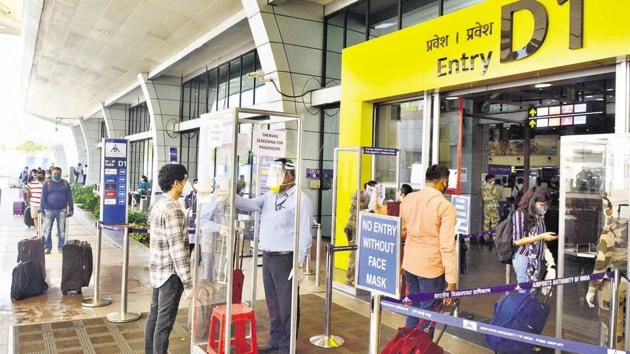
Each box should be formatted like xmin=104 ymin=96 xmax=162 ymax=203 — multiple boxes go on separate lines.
xmin=587 ymin=198 xmax=628 ymax=349
xmin=482 ymin=174 xmax=501 ymax=243
xmin=344 ymin=181 xmax=376 ymax=284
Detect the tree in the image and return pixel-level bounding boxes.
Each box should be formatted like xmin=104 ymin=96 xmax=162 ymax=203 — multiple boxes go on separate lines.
xmin=16 ymin=140 xmax=49 ymax=154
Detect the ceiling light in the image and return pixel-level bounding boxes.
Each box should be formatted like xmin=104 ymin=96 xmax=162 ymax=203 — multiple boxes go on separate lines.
xmin=585 ymin=95 xmax=593 ymax=99
xmin=534 ymin=83 xmax=552 ymax=88
xmin=445 ymin=96 xmax=459 ymax=100
xmin=374 ymin=22 xmax=396 ymax=29
xmin=596 ymin=98 xmax=604 ymax=101
xmin=606 ymin=88 xmax=614 ymax=92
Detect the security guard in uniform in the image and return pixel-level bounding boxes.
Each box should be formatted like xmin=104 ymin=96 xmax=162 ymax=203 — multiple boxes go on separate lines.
xmin=235 ymin=158 xmax=313 ymax=354
xmin=482 ymin=174 xmax=501 ymax=243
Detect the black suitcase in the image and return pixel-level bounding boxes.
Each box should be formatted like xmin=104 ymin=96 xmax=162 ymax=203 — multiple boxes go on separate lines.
xmin=23 ymin=205 xmax=34 ymax=228
xmin=61 ymin=240 xmax=93 ymax=295
xmin=11 ymin=261 xmax=48 ymax=300
xmin=17 ymin=237 xmax=46 ymax=278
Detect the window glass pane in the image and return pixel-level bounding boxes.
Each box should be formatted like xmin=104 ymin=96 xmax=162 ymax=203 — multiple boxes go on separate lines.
xmin=326 ymin=11 xmax=344 ymax=53
xmin=208 ymin=69 xmax=218 ymax=112
xmin=241 ymin=52 xmax=255 ymax=107
xmin=443 ymin=0 xmax=484 ymax=14
xmin=198 ymin=73 xmax=208 ymax=116
xmin=375 ymin=99 xmax=425 ymax=190
xmin=368 ymin=0 xmax=399 ymax=39
xmin=345 ymin=0 xmax=367 ymax=47
xmin=182 ymin=81 xmax=191 ymax=121
xmin=191 ymin=79 xmax=200 ymax=119
xmin=402 ymin=0 xmax=439 ymax=28
xmin=217 ymin=63 xmax=229 ymax=111
xmin=229 ymin=59 xmax=241 ymax=108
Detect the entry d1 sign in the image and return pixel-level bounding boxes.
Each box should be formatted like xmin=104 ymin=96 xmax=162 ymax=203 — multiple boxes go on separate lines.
xmin=101 ymin=138 xmax=128 ymax=225
xmin=356 ymin=212 xmax=401 ymax=298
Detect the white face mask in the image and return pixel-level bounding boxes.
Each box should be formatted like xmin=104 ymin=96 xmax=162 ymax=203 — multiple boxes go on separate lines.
xmin=267 ymin=163 xmax=287 ymax=193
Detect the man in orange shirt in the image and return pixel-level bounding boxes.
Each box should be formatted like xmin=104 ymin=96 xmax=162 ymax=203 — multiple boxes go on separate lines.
xmin=400 ymin=165 xmax=457 ymax=336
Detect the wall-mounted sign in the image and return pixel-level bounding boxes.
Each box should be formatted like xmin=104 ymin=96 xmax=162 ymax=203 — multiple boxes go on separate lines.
xmin=363 ymin=147 xmax=398 ymax=156
xmin=169 ymin=147 xmax=177 ymax=162
xmin=528 ymin=102 xmax=605 ymax=129
xmin=252 ymin=129 xmax=286 ymax=157
xmin=101 ymin=139 xmax=128 ymax=225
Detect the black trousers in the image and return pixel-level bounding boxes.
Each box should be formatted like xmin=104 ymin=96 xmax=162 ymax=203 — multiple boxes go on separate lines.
xmin=262 ymin=253 xmax=300 ymax=353
xmin=144 ymin=274 xmax=184 ymax=354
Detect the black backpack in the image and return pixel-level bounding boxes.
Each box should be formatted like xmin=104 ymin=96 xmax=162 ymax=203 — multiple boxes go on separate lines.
xmin=495 ymin=212 xmax=515 ymax=264
xmin=11 ymin=261 xmax=48 ymax=300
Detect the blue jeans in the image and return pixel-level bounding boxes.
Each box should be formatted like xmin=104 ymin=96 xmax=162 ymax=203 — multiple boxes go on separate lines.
xmin=42 ymin=209 xmax=66 ymax=252
xmin=404 ymin=271 xmax=446 ymax=337
xmin=144 ymin=274 xmax=184 ymax=354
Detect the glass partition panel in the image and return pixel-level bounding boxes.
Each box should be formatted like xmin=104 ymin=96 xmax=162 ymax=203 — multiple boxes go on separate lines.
xmin=558 ymin=134 xmax=630 ymax=348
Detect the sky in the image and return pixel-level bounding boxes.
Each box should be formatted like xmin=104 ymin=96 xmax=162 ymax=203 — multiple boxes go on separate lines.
xmin=0 ymin=28 xmax=77 ymax=174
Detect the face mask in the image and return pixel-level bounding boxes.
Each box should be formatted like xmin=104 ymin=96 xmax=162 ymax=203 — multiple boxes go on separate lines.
xmin=535 ymin=204 xmax=548 ymax=216
xmin=37 ymin=177 xmax=44 ymax=182
xmin=267 ymin=163 xmax=286 ymax=193
xmin=52 ymin=175 xmax=61 ymax=182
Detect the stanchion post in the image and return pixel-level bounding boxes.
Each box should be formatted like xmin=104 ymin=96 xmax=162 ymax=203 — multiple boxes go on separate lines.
xmin=107 ymin=225 xmax=141 ymax=323
xmin=369 ymin=294 xmax=382 ymax=354
xmin=309 ymin=244 xmax=344 ymax=348
xmin=315 ymin=222 xmax=322 ymax=287
xmin=609 ymin=268 xmax=621 ymax=347
xmin=82 ymin=222 xmax=112 ymax=307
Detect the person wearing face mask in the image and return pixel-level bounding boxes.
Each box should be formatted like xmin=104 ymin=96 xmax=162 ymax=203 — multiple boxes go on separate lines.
xmin=145 ymin=164 xmax=192 ymax=354
xmin=344 ymin=180 xmax=377 ymax=284
xmin=399 ymin=165 xmax=457 ymax=337
xmin=39 ymin=167 xmax=74 ymax=254
xmin=585 ymin=197 xmax=628 ymax=349
xmin=482 ymin=174 xmax=502 ymax=244
xmin=234 ymin=158 xmax=313 ymax=354
xmin=25 ymin=171 xmax=45 ymax=230
xmin=511 ymin=188 xmax=558 ymax=288
xmin=183 ymin=178 xmax=199 ymax=254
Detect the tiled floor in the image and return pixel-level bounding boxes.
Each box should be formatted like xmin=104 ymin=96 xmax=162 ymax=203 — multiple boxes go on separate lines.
xmin=2 ymin=183 xmax=492 ymax=354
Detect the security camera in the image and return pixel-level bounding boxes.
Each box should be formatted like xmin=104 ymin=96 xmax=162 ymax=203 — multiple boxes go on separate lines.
xmin=247 ymin=70 xmax=266 ymax=79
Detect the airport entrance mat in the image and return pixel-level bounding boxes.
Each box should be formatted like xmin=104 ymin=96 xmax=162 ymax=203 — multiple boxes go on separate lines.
xmin=13 ymin=294 xmax=398 ymax=354
xmin=12 ymin=309 xmax=189 ymax=354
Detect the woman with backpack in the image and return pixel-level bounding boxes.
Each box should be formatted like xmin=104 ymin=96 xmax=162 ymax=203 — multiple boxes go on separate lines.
xmin=511 ymin=188 xmax=558 ymax=285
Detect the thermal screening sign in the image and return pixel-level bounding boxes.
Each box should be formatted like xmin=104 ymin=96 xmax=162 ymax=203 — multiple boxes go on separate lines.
xmin=252 ymin=129 xmax=286 ymax=158
xmin=356 ymin=212 xmax=401 ymax=298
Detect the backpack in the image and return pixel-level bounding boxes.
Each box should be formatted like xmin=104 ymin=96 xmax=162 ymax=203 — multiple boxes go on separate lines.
xmin=495 ymin=212 xmax=515 ymax=264
xmin=514 ymin=185 xmax=524 ymax=206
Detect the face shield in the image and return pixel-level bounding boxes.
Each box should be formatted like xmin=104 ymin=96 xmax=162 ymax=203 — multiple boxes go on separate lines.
xmin=266 ymin=160 xmax=295 ymax=193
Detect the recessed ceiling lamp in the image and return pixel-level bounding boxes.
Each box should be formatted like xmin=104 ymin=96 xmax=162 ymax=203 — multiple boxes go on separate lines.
xmin=445 ymin=96 xmax=459 ymax=100
xmin=585 ymin=95 xmax=593 ymax=98
xmin=606 ymin=88 xmax=615 ymax=91
xmin=534 ymin=83 xmax=552 ymax=88
xmin=374 ymin=22 xmax=396 ymax=29
xmin=596 ymin=98 xmax=604 ymax=101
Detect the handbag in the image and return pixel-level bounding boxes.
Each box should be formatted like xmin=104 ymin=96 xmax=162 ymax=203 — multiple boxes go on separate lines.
xmin=382 ymin=304 xmax=447 ymax=354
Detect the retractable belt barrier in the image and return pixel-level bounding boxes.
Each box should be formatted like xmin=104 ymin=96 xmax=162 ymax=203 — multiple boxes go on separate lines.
xmin=464 ymin=229 xmax=496 ymax=239
xmin=385 ymin=271 xmax=613 ymax=302
xmin=381 ymin=301 xmax=628 ymax=354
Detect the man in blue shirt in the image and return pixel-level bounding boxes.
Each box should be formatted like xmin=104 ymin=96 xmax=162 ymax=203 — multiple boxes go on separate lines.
xmin=235 ymin=158 xmax=312 ymax=354
xmin=40 ymin=167 xmax=74 ymax=254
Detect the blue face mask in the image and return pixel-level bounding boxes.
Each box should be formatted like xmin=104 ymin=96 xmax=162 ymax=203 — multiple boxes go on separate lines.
xmin=52 ymin=175 xmax=61 ymax=182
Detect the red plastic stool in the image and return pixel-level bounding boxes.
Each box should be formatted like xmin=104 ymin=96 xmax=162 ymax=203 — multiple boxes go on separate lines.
xmin=207 ymin=304 xmax=258 ymax=354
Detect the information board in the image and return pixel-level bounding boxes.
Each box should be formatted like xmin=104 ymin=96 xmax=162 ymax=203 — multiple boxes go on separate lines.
xmin=101 ymin=139 xmax=128 ymax=225
xmin=362 ymin=147 xmax=398 ymax=156
xmin=356 ymin=212 xmax=401 ymax=298
xmin=451 ymin=195 xmax=471 ymax=235
xmin=252 ymin=129 xmax=286 ymax=157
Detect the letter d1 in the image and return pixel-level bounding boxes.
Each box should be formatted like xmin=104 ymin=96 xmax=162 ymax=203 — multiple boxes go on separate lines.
xmin=500 ymin=0 xmax=549 ymax=63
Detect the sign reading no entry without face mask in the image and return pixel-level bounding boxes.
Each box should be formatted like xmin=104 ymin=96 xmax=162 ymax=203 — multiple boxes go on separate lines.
xmin=356 ymin=212 xmax=401 ymax=298
xmin=252 ymin=129 xmax=286 ymax=158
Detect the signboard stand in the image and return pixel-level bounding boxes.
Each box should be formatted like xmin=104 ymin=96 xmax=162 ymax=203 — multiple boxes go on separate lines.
xmin=356 ymin=212 xmax=401 ymax=354
xmin=97 ymin=138 xmax=140 ymax=323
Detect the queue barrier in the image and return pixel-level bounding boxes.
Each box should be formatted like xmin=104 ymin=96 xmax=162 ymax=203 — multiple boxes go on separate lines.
xmin=385 ymin=271 xmax=613 ymax=302
xmin=381 ymin=301 xmax=628 ymax=354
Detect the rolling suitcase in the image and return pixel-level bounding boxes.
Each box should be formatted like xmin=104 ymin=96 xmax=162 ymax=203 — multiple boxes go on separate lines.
xmin=11 ymin=261 xmax=48 ymax=300
xmin=485 ymin=292 xmax=551 ymax=354
xmin=23 ymin=205 xmax=35 ymax=228
xmin=17 ymin=236 xmax=46 ymax=279
xmin=61 ymin=220 xmax=93 ymax=295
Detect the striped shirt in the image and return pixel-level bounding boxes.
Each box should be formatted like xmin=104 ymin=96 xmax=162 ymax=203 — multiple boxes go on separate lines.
xmin=512 ymin=209 xmax=546 ymax=258
xmin=149 ymin=193 xmax=192 ymax=290
xmin=25 ymin=180 xmax=43 ymax=207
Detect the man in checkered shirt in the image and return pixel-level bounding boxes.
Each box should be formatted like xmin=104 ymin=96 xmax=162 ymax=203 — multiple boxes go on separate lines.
xmin=144 ymin=164 xmax=192 ymax=354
